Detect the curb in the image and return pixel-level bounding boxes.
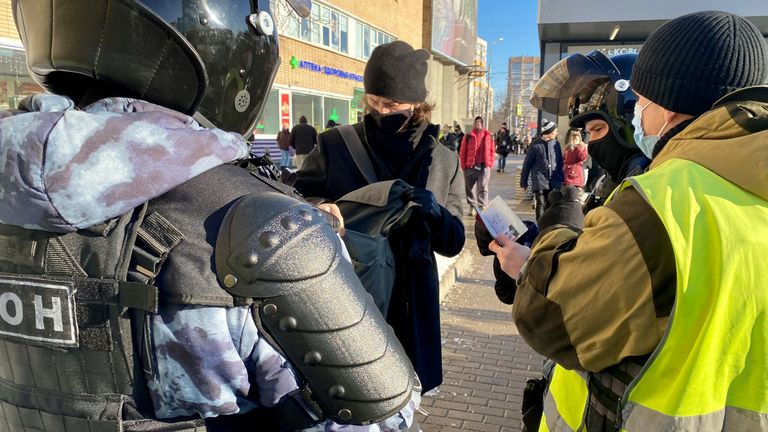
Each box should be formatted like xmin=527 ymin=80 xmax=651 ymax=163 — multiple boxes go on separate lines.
xmin=438 ymin=240 xmax=475 ymax=302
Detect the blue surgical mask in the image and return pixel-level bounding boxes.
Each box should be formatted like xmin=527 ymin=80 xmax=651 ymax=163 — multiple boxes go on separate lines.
xmin=632 ymin=101 xmax=668 ymax=159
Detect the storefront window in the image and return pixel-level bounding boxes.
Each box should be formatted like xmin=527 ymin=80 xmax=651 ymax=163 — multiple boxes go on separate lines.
xmin=0 ymin=48 xmax=44 ymax=110
xmin=292 ymin=93 xmax=323 ymax=130
xmin=254 ymin=89 xmax=280 ymax=136
xmin=323 ymin=97 xmax=350 ymax=128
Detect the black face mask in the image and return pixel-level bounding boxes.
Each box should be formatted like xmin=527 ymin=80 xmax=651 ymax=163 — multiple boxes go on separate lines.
xmin=587 ymin=133 xmax=642 ymax=180
xmin=368 ymin=108 xmax=414 ymax=134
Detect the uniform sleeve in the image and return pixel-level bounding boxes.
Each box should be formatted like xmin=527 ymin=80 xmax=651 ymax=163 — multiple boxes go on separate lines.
xmin=512 ymin=187 xmax=675 ymax=372
xmin=294 ymin=134 xmax=330 ymax=200
xmin=149 ymin=305 xmax=420 ymax=430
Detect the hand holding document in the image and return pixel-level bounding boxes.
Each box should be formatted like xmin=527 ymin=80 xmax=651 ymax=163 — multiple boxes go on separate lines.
xmin=474 ymin=196 xmax=528 ymax=244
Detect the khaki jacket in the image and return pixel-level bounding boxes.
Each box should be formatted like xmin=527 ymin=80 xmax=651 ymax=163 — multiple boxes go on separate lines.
xmin=514 ymin=86 xmax=768 ymax=372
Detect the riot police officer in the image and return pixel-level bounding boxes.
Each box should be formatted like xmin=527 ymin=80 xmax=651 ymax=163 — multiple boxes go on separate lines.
xmin=531 ymin=51 xmax=649 ymax=212
xmin=0 ymin=0 xmax=418 ymax=430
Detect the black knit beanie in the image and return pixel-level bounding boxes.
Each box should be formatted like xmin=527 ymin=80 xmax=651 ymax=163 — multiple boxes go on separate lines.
xmin=364 ymin=41 xmax=430 ymax=103
xmin=632 ymin=11 xmax=768 ymax=116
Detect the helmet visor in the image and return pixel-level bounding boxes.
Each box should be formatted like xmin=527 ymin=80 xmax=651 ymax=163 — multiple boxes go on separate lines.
xmin=141 ymin=0 xmax=281 ymax=136
xmin=530 ymin=53 xmax=612 ymax=116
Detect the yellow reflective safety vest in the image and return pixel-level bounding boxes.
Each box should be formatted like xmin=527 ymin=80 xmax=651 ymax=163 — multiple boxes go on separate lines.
xmin=540 ymin=158 xmax=768 ymax=431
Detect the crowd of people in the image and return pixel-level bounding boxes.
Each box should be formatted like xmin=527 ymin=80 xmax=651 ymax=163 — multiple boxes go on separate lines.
xmin=0 ymin=2 xmax=766 ymax=432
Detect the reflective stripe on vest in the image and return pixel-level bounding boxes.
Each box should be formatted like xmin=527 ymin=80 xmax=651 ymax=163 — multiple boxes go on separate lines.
xmin=542 ymin=365 xmax=589 ymax=431
xmin=617 ymin=158 xmax=768 ymax=430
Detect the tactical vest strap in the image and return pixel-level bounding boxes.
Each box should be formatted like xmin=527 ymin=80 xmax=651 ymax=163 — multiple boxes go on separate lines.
xmin=74 ymin=279 xmax=159 ymax=314
xmin=128 ymin=212 xmax=184 ymax=286
xmin=123 ymin=210 xmax=184 ymax=384
xmin=270 ymin=387 xmax=323 ymax=430
xmin=136 ymin=213 xmax=184 ymax=259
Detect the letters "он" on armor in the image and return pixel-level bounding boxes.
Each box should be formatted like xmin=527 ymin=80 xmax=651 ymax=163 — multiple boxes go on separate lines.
xmin=0 ymin=276 xmax=77 ymax=347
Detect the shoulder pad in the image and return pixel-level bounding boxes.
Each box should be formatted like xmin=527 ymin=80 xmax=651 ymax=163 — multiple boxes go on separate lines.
xmin=215 ymin=192 xmax=337 ymax=297
xmin=215 ymin=192 xmax=415 ymax=424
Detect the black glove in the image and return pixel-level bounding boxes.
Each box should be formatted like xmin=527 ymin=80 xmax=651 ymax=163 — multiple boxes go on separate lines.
xmin=538 ymin=185 xmax=584 ymax=232
xmin=407 ymin=188 xmax=443 ymax=223
xmin=474 ymin=214 xmax=495 ymax=256
xmin=493 ymin=257 xmax=517 ymax=304
xmin=476 ymin=217 xmax=539 ymax=254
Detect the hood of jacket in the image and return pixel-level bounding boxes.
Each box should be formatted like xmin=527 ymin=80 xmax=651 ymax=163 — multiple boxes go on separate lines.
xmin=651 ymin=86 xmax=768 ymax=202
xmin=0 ymin=94 xmax=249 ymax=233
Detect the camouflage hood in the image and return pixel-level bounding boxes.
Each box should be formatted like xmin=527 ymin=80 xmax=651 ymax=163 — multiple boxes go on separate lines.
xmin=0 ymin=94 xmax=249 ymax=233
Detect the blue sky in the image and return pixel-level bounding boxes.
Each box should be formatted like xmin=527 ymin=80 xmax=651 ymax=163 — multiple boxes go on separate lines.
xmin=477 ymin=0 xmax=540 ymax=100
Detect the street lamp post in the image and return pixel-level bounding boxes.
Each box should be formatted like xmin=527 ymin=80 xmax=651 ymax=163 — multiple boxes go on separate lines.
xmin=485 ymin=37 xmax=503 ymax=122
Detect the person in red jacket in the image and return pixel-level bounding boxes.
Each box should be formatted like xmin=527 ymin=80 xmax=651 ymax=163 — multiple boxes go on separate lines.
xmin=563 ymin=128 xmax=588 ymax=191
xmin=459 ymin=116 xmax=495 ymax=215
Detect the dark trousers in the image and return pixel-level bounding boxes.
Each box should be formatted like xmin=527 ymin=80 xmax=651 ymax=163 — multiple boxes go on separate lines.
xmin=497 ymin=154 xmax=507 ymax=171
xmin=534 ymin=189 xmax=551 ymax=221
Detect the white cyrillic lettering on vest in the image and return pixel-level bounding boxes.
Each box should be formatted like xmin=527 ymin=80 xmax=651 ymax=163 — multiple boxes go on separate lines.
xmin=0 ymin=292 xmax=23 ymax=325
xmin=34 ymin=295 xmax=63 ymax=332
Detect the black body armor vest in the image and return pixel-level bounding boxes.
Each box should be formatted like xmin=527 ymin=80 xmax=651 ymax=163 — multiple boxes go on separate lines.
xmin=0 ymin=164 xmax=414 ymax=431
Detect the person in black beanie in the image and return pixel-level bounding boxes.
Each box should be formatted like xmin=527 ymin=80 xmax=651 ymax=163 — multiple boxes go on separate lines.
xmin=294 ymin=40 xmax=466 ymax=394
xmin=490 ymin=10 xmax=768 ymax=431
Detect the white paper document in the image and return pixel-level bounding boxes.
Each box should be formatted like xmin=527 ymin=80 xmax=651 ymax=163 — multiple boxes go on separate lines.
xmin=475 ymin=196 xmax=528 ymax=241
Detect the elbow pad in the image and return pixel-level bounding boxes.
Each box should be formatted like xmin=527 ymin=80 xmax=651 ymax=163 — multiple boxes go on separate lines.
xmin=215 ymin=191 xmax=414 ymax=424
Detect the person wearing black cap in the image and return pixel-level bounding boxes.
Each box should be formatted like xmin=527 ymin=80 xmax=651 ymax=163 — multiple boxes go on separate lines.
xmin=294 ymin=40 xmax=466 ymax=394
xmin=519 ymin=119 xmax=563 ymax=221
xmin=490 ymin=10 xmax=768 ymax=431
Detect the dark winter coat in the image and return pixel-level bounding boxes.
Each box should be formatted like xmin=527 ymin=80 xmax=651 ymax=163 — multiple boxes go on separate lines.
xmin=289 ymin=122 xmax=318 ymax=155
xmin=495 ymin=129 xmax=512 ymax=156
xmin=520 ymin=137 xmax=564 ymax=191
xmin=294 ymin=117 xmax=466 ymax=393
xmin=276 ymin=128 xmax=291 ymax=150
xmin=441 ymin=132 xmax=459 ymax=151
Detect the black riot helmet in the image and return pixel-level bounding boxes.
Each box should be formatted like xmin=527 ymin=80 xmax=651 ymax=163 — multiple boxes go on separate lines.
xmin=531 ymin=50 xmax=638 ymax=148
xmin=13 ymin=0 xmax=311 ymax=136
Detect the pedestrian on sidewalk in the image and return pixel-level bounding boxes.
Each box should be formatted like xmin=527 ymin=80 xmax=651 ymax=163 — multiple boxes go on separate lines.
xmin=459 ymin=116 xmax=494 ymax=215
xmin=519 ymin=119 xmax=563 ymax=221
xmin=563 ymin=128 xmax=587 ymax=191
xmin=454 ymin=124 xmax=465 ymax=153
xmin=440 ymin=124 xmax=459 ymax=151
xmin=289 ymin=115 xmax=317 ymax=169
xmin=493 ymin=11 xmax=768 ymax=431
xmin=294 ymin=40 xmax=466 ymax=394
xmin=495 ymin=122 xmax=513 ymax=172
xmin=511 ymin=133 xmax=522 ymax=155
xmin=276 ymin=121 xmax=292 ymax=168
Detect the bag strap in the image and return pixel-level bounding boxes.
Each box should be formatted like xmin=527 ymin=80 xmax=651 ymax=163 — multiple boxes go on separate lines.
xmin=338 ymin=125 xmax=378 ymax=184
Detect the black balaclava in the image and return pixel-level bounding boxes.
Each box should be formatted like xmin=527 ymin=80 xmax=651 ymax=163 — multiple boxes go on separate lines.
xmin=588 ymin=132 xmax=643 ymax=181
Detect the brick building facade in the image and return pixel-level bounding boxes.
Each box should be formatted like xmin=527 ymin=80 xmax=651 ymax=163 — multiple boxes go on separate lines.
xmin=257 ymin=0 xmax=426 ymax=140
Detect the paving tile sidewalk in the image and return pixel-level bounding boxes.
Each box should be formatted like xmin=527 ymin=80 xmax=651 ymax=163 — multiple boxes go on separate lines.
xmin=417 ymin=156 xmax=544 ymax=432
